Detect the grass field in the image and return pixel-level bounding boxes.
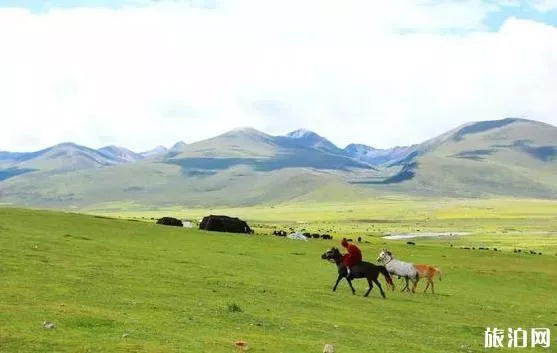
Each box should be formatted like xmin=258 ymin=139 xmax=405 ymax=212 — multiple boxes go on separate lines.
xmin=1 ymin=200 xmax=557 ymax=352
xmin=87 ymin=197 xmax=557 ymax=250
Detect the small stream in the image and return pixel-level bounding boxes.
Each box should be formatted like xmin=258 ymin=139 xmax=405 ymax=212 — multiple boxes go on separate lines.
xmin=382 ymin=232 xmax=470 ymax=240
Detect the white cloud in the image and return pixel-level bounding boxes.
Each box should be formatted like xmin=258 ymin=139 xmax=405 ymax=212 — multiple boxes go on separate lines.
xmin=0 ymin=1 xmax=556 ymax=151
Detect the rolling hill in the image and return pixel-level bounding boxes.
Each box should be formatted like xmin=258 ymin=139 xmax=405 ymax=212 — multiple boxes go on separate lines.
xmin=0 ymin=118 xmax=556 ymax=209
xmin=365 ymin=118 xmax=557 ymax=197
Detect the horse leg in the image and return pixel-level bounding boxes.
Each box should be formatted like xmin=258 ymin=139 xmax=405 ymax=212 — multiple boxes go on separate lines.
xmin=411 ymin=278 xmax=418 ymax=293
xmin=332 ymin=274 xmax=343 ymax=292
xmin=403 ymin=277 xmax=410 ymax=292
xmin=430 ymin=278 xmax=435 ymax=294
xmin=347 ymin=278 xmax=356 ymax=295
xmin=373 ymin=278 xmax=386 ymax=299
xmin=402 ymin=277 xmax=410 ymax=292
xmin=364 ymin=278 xmax=373 ymax=297
xmin=424 ymin=280 xmax=430 ymax=293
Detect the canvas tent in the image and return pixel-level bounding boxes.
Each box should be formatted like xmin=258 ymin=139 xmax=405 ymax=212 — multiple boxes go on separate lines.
xmin=199 ymin=215 xmax=253 ymax=234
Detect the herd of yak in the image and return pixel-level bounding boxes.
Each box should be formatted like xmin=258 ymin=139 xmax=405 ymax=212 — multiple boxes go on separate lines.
xmin=272 ymin=230 xmax=334 ymax=240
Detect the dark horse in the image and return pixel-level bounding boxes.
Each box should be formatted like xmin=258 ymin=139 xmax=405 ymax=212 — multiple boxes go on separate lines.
xmin=321 ymin=247 xmax=394 ymax=298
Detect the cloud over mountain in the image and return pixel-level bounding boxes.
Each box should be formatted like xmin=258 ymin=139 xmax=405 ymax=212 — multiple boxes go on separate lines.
xmin=0 ymin=1 xmax=556 ymax=152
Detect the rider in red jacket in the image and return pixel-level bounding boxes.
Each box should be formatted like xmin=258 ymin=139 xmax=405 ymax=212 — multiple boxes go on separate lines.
xmin=341 ymin=238 xmax=362 ymax=278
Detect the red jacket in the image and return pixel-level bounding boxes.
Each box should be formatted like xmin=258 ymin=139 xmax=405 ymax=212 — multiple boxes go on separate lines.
xmin=342 ymin=242 xmax=362 ymax=267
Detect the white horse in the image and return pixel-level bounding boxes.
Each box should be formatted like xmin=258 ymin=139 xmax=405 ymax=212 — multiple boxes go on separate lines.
xmin=377 ymin=249 xmax=419 ymax=293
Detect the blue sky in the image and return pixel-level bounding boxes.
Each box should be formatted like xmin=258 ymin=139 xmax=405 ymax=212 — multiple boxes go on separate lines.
xmin=484 ymin=1 xmax=557 ymax=29
xmin=0 ymin=0 xmax=556 ymax=151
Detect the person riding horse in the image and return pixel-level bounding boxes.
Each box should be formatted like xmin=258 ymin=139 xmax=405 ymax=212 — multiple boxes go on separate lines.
xmin=341 ymin=238 xmax=362 ymax=278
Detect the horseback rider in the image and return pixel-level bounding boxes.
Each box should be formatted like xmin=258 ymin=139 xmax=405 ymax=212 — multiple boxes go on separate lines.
xmin=341 ymin=238 xmax=362 ymax=278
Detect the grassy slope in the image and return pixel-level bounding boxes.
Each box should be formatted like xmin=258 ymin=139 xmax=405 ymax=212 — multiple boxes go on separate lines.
xmin=1 ymin=205 xmax=556 ymax=352
xmin=373 ymin=119 xmax=557 ymax=197
xmin=171 ymin=128 xmax=279 ymax=158
xmin=380 ymin=154 xmax=557 ymax=198
xmin=0 ymin=160 xmax=360 ymax=208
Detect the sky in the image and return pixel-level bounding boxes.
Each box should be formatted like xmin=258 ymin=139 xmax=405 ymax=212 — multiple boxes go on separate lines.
xmin=0 ymin=0 xmax=557 ymax=152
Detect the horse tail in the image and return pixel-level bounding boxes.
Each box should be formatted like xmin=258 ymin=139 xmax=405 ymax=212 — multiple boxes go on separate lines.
xmin=378 ymin=266 xmax=394 ymax=287
xmin=436 ymin=267 xmax=442 ymax=281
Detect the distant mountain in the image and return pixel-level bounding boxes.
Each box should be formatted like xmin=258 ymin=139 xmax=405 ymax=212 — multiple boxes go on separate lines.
xmin=7 ymin=143 xmax=120 ymax=172
xmin=0 ymin=143 xmax=124 ymax=182
xmin=369 ymin=118 xmax=557 ymax=198
xmin=344 ymin=144 xmax=415 ymax=165
xmin=0 ymin=151 xmax=35 ymax=162
xmin=98 ymin=146 xmax=144 ymax=163
xmin=1 ymin=118 xmax=556 ymax=208
xmin=173 ymin=128 xmax=278 ymax=158
xmin=168 ymin=141 xmax=187 ymax=154
xmin=140 ymin=145 xmax=168 ymax=158
xmin=284 ymin=129 xmax=342 ymax=154
xmin=168 ymin=127 xmax=374 ymax=171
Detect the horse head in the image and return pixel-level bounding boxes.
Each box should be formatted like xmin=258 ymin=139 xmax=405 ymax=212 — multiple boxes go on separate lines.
xmin=377 ymin=248 xmax=393 ymax=263
xmin=321 ymin=247 xmax=341 ymax=263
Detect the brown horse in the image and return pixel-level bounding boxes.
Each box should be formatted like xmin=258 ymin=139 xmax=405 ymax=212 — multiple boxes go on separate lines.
xmin=414 ymin=264 xmax=442 ymax=293
xmin=397 ymin=264 xmax=443 ymax=293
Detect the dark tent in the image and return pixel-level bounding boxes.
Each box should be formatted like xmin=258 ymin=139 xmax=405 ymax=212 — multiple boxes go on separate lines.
xmin=199 ymin=215 xmax=253 ymax=234
xmin=156 ymin=217 xmax=183 ymax=227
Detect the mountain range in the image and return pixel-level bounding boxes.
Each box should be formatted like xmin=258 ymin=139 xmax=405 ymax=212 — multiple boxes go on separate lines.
xmin=1 ymin=117 xmax=556 ymax=209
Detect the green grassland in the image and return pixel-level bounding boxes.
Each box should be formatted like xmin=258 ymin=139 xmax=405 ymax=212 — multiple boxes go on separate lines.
xmin=1 ymin=199 xmax=557 ymax=352
xmin=88 ymin=198 xmax=557 ymax=246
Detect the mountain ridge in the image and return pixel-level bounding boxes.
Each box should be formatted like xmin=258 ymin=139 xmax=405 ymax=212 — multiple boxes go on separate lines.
xmin=1 ymin=117 xmax=556 ymax=208
xmin=3 ymin=117 xmax=554 ymax=157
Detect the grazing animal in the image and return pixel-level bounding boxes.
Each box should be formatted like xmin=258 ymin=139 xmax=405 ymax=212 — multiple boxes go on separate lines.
xmin=406 ymin=241 xmax=416 ymax=246
xmin=321 ymin=248 xmax=393 ymax=298
xmin=413 ymin=264 xmax=442 ymax=294
xmin=377 ymin=249 xmax=419 ymax=293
